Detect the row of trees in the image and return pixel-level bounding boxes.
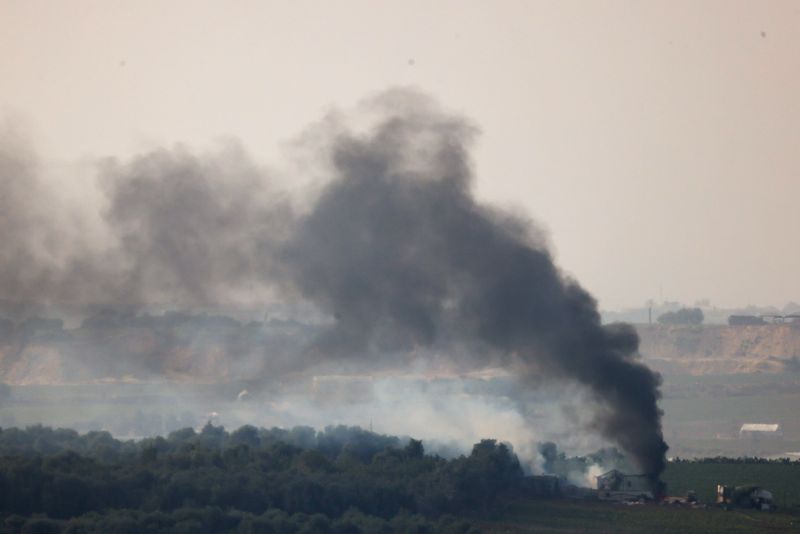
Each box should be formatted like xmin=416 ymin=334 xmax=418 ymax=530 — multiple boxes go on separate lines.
xmin=0 ymin=424 xmax=403 ymax=462
xmin=0 ymin=424 xmax=521 ymax=531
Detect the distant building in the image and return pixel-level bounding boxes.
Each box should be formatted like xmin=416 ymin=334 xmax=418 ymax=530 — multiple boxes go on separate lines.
xmin=728 ymin=315 xmax=766 ymax=326
xmin=717 ymin=484 xmax=774 ymax=510
xmin=739 ymin=423 xmax=782 ymax=438
xmin=596 ymin=470 xmax=657 ymax=501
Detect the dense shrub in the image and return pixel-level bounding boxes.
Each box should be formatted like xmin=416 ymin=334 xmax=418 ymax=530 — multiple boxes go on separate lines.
xmin=0 ymin=425 xmax=521 ymax=531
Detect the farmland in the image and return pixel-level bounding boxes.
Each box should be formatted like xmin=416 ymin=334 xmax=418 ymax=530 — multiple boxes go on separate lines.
xmin=2 ymin=427 xmax=800 ymax=534
xmin=478 ymin=498 xmax=800 ymax=533
xmin=475 ymin=458 xmax=800 ymax=532
xmin=663 ymin=460 xmax=800 ymax=507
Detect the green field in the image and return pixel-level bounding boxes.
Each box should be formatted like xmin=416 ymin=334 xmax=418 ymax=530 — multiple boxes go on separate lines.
xmin=662 ymin=393 xmax=800 ymax=437
xmin=477 ymin=461 xmax=800 ymax=532
xmin=663 ymin=461 xmax=800 ymax=507
xmin=658 ymin=371 xmax=800 ymax=458
xmin=478 ymin=499 xmax=800 ymax=533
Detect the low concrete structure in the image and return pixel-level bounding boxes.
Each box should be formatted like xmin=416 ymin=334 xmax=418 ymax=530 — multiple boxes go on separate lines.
xmin=739 ymin=423 xmax=782 ymax=438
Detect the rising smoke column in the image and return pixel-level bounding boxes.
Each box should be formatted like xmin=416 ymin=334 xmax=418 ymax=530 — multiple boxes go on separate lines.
xmin=0 ymin=124 xmax=62 ymax=312
xmin=0 ymin=89 xmax=667 ymax=476
xmin=282 ymin=90 xmax=668 ymax=477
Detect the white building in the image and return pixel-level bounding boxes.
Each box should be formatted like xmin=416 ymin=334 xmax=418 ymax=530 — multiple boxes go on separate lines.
xmin=596 ymin=469 xmax=657 ymax=501
xmin=739 ymin=423 xmax=782 ymax=439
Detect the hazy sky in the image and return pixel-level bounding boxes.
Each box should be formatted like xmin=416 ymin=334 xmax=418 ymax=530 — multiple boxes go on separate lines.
xmin=1 ymin=0 xmax=798 ymax=310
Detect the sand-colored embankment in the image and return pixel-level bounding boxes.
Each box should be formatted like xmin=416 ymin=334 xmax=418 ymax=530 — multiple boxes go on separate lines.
xmin=637 ymin=323 xmax=800 ymax=375
xmin=4 ymin=322 xmax=800 ymax=384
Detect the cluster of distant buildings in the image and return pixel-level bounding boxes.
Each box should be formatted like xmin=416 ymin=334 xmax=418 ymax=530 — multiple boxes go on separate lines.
xmin=595 ymin=473 xmax=772 ymax=510
xmin=528 ymin=469 xmax=776 ymax=510
xmin=728 ymin=314 xmax=800 ymax=325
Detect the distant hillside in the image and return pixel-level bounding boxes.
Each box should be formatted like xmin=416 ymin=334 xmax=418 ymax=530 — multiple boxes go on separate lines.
xmin=4 ymin=318 xmax=800 ymax=384
xmin=637 ymin=323 xmax=800 ymax=375
xmin=0 ymin=313 xmax=315 ymax=385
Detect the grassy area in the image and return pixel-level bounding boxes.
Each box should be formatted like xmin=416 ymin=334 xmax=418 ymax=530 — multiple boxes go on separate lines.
xmin=663 ymin=462 xmax=800 ymax=507
xmin=479 ymin=460 xmax=800 ymax=532
xmin=662 ymin=393 xmax=800 ymax=430
xmin=658 ymin=373 xmax=800 ymax=456
xmin=479 ymin=499 xmax=800 ymax=533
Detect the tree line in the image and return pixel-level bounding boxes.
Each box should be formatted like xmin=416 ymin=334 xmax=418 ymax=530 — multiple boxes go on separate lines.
xmin=0 ymin=424 xmax=525 ymax=533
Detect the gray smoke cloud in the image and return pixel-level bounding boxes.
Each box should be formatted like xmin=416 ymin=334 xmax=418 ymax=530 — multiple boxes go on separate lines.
xmin=0 ymin=89 xmax=667 ymax=477
xmin=281 ymin=90 xmax=667 ymax=476
xmin=100 ymin=144 xmax=292 ymax=306
xmin=0 ymin=124 xmax=62 ymax=313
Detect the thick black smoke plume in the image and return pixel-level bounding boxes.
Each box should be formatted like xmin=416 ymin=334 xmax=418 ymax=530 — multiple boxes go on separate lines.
xmin=0 ymin=90 xmax=667 ymax=476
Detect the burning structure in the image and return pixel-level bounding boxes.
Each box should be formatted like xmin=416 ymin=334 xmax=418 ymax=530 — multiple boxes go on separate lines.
xmin=596 ymin=469 xmax=660 ymax=502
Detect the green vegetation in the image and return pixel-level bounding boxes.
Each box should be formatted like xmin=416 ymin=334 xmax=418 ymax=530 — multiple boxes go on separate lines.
xmin=663 ymin=460 xmax=800 ymax=507
xmin=656 ymin=370 xmax=800 ymax=458
xmin=479 ymin=499 xmax=799 ymax=533
xmin=1 ymin=508 xmax=477 ymax=533
xmin=0 ymin=424 xmax=520 ymax=532
xmin=4 ymin=426 xmax=800 ymax=532
xmin=660 ymin=391 xmax=800 ymax=458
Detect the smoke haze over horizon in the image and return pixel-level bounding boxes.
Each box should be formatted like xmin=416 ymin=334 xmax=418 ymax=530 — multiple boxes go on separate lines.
xmin=0 ymin=89 xmax=667 ymax=477
xmin=3 ymin=1 xmax=800 ymax=310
